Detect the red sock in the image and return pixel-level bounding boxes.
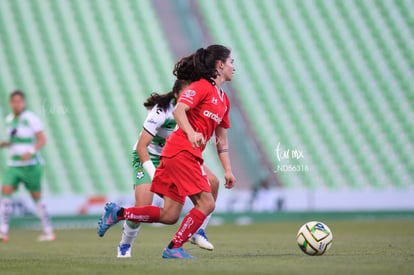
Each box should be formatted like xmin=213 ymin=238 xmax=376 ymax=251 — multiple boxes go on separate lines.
xmin=170 ymin=208 xmax=206 ymax=249
xmin=123 ymin=206 xmax=160 ymax=223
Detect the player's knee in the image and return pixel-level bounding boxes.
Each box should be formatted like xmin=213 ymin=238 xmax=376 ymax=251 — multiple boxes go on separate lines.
xmin=208 ymin=200 xmax=215 ymax=214
xmin=30 ymin=192 xmax=41 ymax=202
xmin=209 ymin=175 xmax=219 ymax=187
xmin=160 ymin=210 xmax=180 ymax=224
xmin=163 ymin=215 xmax=180 ymax=225
xmin=210 ymin=182 xmax=219 ymax=201
xmin=202 ymin=196 xmax=215 ymax=214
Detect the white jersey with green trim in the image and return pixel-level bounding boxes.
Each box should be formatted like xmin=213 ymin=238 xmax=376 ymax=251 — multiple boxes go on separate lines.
xmin=132 ymin=101 xmax=177 ymax=156
xmin=5 ymin=110 xmax=44 ymax=167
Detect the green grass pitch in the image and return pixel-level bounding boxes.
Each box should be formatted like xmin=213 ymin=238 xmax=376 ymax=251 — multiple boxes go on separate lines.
xmin=1 ymin=220 xmax=413 ymax=274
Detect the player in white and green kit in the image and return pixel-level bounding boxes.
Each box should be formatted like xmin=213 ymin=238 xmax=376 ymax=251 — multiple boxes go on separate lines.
xmin=0 ymin=91 xmax=55 ymax=242
xmin=118 ymin=80 xmax=219 ymax=257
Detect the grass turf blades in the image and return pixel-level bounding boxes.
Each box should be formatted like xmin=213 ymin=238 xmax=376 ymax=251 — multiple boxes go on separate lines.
xmin=0 ymin=220 xmax=413 ymax=274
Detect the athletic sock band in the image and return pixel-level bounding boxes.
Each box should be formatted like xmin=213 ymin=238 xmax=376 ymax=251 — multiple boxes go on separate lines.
xmin=123 ymin=206 xmax=160 ymax=223
xmin=170 ymin=208 xmax=206 ymax=248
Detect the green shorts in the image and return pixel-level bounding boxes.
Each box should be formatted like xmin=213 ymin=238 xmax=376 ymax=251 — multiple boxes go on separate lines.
xmin=2 ymin=164 xmax=43 ymax=193
xmin=132 ymin=151 xmax=160 ymax=187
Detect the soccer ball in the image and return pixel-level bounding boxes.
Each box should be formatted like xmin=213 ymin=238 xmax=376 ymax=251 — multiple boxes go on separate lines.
xmin=296 ymin=221 xmax=333 ymax=256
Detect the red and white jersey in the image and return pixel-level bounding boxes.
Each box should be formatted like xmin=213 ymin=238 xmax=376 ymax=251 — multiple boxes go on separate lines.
xmin=161 ymin=78 xmax=230 ymax=161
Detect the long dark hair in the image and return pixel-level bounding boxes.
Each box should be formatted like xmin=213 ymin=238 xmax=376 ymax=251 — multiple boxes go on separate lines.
xmin=173 ymin=45 xmax=231 ymax=82
xmin=143 ymin=79 xmax=189 ymax=111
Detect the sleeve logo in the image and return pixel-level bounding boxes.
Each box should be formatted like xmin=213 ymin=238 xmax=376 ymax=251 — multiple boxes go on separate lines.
xmin=184 ymin=90 xmax=196 ymax=98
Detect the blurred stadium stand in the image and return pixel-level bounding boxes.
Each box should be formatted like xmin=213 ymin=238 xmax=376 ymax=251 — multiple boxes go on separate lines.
xmin=199 ymin=0 xmax=414 ymax=190
xmin=0 ymin=0 xmax=186 ymax=195
xmin=0 ymin=0 xmax=413 ymax=213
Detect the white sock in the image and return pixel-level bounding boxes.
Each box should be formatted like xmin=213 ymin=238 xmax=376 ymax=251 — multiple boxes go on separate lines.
xmin=120 ymin=220 xmax=141 ymax=245
xmin=152 ymin=194 xmax=164 ymax=207
xmin=199 ymin=213 xmax=212 ymax=231
xmin=36 ymin=201 xmax=53 ymax=235
xmin=0 ymin=197 xmax=11 ymax=234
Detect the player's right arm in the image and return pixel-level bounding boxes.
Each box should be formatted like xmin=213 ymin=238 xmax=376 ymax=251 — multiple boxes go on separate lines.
xmin=137 ymin=105 xmax=166 ymax=179
xmin=173 ymin=83 xmax=208 ymax=149
xmin=173 ymin=103 xmax=205 ymax=149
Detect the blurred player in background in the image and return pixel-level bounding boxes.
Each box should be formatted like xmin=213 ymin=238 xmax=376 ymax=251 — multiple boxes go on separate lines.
xmin=0 ymin=91 xmax=55 ymax=242
xmin=117 ymin=79 xmax=218 ymax=258
xmin=98 ymin=44 xmax=236 ymax=259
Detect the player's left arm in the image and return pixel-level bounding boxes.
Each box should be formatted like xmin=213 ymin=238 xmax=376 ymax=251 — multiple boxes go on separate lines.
xmin=21 ymin=131 xmax=46 ymax=161
xmin=21 ymin=115 xmax=46 ymax=161
xmin=215 ymin=126 xmax=236 ymax=189
xmin=34 ymin=131 xmax=47 ymax=151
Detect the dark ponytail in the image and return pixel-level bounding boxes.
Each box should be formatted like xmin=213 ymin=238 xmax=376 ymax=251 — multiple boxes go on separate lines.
xmin=173 ymin=45 xmax=231 ymax=82
xmin=143 ymin=79 xmax=189 ymax=111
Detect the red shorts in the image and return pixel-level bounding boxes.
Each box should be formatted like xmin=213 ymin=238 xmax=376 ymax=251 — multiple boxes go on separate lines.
xmin=151 ymin=151 xmax=210 ymax=204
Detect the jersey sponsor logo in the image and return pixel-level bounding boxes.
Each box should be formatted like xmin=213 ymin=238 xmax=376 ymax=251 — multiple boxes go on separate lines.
xmin=147 ymin=118 xmax=157 ymax=124
xmin=203 ymin=110 xmax=222 ymax=124
xmin=184 ymin=90 xmax=196 ymax=98
xmin=126 ymin=213 xmax=151 ymax=221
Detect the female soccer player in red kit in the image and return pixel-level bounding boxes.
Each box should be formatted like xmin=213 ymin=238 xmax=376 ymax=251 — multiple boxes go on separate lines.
xmin=98 ymin=44 xmax=236 ymax=259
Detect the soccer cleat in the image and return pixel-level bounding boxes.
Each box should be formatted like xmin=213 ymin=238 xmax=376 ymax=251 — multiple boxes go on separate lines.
xmin=190 ymin=229 xmax=214 ymax=251
xmin=162 ymin=247 xmax=195 ymax=259
xmin=37 ymin=233 xmax=56 ymax=242
xmin=97 ymin=202 xmax=121 ymax=237
xmin=117 ymin=244 xmax=132 ymax=258
xmin=0 ymin=232 xmax=9 ymax=242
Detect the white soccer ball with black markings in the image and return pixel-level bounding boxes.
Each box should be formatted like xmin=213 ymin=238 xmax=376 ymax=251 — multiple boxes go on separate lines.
xmin=297 ymin=221 xmax=333 ymax=256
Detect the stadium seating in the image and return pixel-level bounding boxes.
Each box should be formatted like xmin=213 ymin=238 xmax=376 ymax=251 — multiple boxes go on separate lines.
xmin=0 ymin=0 xmax=178 ymax=194
xmin=198 ymin=0 xmax=414 ymax=189
xmin=0 ymin=0 xmax=412 ymax=195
